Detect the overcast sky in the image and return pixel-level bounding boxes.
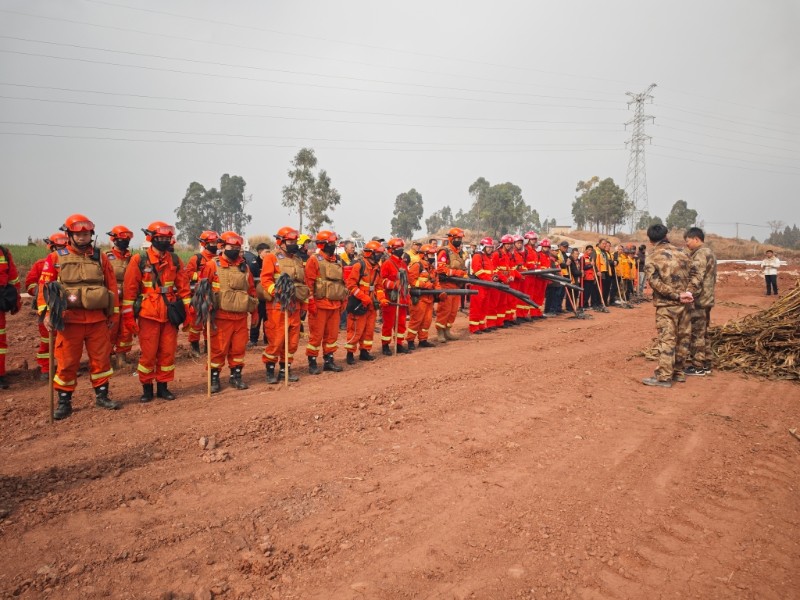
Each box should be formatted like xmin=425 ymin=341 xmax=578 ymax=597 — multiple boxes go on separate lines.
xmin=0 ymin=0 xmax=798 ymax=245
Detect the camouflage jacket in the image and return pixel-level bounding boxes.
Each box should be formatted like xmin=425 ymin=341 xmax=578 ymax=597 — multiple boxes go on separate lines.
xmin=687 ymin=245 xmax=716 ymax=308
xmin=644 ymin=240 xmax=692 ymax=307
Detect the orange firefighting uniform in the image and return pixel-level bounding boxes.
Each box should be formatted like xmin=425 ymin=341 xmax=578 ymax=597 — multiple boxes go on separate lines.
xmin=25 ymin=257 xmax=50 ymax=374
xmin=37 ymin=245 xmax=117 ymax=392
xmin=305 ymin=252 xmax=347 ymax=358
xmin=106 ymin=246 xmax=133 ymax=356
xmin=0 ymin=246 xmax=21 ymax=377
xmin=260 ymin=247 xmax=308 ymax=366
xmin=185 ymin=248 xmax=216 ymax=343
xmin=492 ymin=248 xmax=516 ymax=323
xmin=202 ymin=255 xmax=257 ymax=370
xmin=469 ymin=251 xmax=495 ymax=332
xmin=380 ymin=254 xmax=410 ymax=347
xmin=123 ymin=248 xmax=191 ymax=384
xmin=407 ymin=258 xmax=437 ymax=342
xmin=511 ymin=246 xmax=529 ymax=319
xmin=344 ymin=259 xmax=386 ymax=353
xmin=435 ymin=243 xmax=468 ymax=332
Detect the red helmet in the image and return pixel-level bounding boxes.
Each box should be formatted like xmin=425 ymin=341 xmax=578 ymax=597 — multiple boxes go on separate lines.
xmin=540 ymin=238 xmax=551 ymax=247
xmin=198 ymin=230 xmax=220 ymax=246
xmin=387 ymin=237 xmax=405 ymax=250
xmin=45 ymin=232 xmax=69 ymax=249
xmin=480 ymin=237 xmax=495 ymax=247
xmin=276 ymin=226 xmax=299 ymax=242
xmin=523 ymin=231 xmax=538 ymax=240
xmin=107 ymin=225 xmax=133 ymax=240
xmin=500 ymin=234 xmax=514 ymax=244
xmin=62 ymin=213 xmax=95 ymax=233
xmin=220 ymin=231 xmax=243 ymax=246
xmin=315 ymin=230 xmax=339 ymax=245
xmin=447 ymin=227 xmax=465 ymax=238
xmin=363 ymin=240 xmax=384 ymax=256
xmin=512 ymin=234 xmax=523 ymax=243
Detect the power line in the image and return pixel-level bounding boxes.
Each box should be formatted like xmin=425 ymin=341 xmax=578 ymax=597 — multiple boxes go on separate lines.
xmin=657 ymin=102 xmax=800 ymax=136
xmin=650 ymin=150 xmax=800 ymax=177
xmin=655 ymin=124 xmax=800 ymax=155
xmin=657 ymin=135 xmax=800 ymax=165
xmin=654 ymin=143 xmax=800 ymax=173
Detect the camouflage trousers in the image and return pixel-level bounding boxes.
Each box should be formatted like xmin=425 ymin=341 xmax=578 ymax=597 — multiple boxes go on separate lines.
xmin=689 ymin=306 xmax=712 ymax=368
xmin=654 ymin=305 xmax=691 ymax=381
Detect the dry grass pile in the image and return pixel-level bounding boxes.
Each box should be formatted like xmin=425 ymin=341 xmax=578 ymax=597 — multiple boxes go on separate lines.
xmin=708 ymin=280 xmax=800 ymax=381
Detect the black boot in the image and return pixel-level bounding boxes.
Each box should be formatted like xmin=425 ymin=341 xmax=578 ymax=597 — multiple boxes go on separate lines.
xmin=323 ymin=353 xmax=343 ymax=372
xmin=266 ymin=363 xmax=278 ymax=384
xmin=406 ymin=340 xmax=416 ymax=351
xmin=418 ymin=339 xmax=434 ymax=348
xmin=0 ymin=375 xmax=8 ymax=389
xmin=189 ymin=340 xmax=201 ymax=357
xmin=140 ymin=383 xmax=154 ymax=403
xmin=307 ymin=356 xmax=322 ymax=375
xmin=382 ymin=344 xmax=393 ymax=356
xmin=278 ymin=363 xmax=299 ymax=382
xmin=229 ymin=366 xmax=248 ymax=390
xmin=210 ymin=368 xmax=221 ymax=394
xmin=396 ymin=344 xmax=409 ymax=354
xmin=156 ymin=382 xmax=176 ymax=400
xmin=53 ymin=391 xmax=73 ymax=420
xmin=359 ymin=349 xmax=374 ymax=361
xmin=94 ymin=385 xmax=121 ymax=410
xmin=346 ymin=351 xmax=355 ymax=365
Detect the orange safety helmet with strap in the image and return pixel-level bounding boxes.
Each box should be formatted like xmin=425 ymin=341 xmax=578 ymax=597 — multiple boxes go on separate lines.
xmin=107 ymin=225 xmax=133 ymax=240
xmin=387 ymin=238 xmax=405 ymax=250
xmin=220 ymin=231 xmax=243 ymax=247
xmin=143 ymin=221 xmax=175 ymax=241
xmin=62 ymin=213 xmax=95 ymax=233
xmin=45 ymin=232 xmax=69 ymax=249
xmin=198 ymin=230 xmax=220 ymax=247
xmin=447 ymin=227 xmax=465 ymax=239
xmin=275 ymin=226 xmax=299 ymax=242
xmin=315 ymin=230 xmax=339 ymax=245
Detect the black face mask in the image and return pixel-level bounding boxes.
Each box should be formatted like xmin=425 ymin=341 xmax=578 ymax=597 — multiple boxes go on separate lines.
xmin=224 ymin=249 xmax=240 ymax=262
xmin=426 ymin=256 xmax=435 ymax=264
xmin=323 ymin=243 xmax=337 ymax=256
xmin=115 ymin=239 xmax=130 ymax=252
xmin=368 ymin=253 xmax=383 ymax=264
xmin=206 ymin=243 xmax=218 ymax=254
xmin=285 ymin=242 xmax=299 ymax=255
xmin=451 ymin=240 xmax=462 ymax=248
xmin=392 ymin=248 xmax=405 ymax=259
xmin=151 ymin=239 xmax=171 ymax=252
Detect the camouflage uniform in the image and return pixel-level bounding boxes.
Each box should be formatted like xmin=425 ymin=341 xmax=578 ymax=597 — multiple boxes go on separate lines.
xmin=687 ymin=245 xmax=717 ymax=369
xmin=644 ymin=240 xmax=691 ymax=381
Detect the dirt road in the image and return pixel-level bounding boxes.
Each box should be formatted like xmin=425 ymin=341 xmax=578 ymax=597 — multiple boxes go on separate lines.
xmin=1 ymin=274 xmax=798 ymax=599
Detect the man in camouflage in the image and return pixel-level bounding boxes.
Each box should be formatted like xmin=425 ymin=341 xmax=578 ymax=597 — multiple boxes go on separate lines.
xmin=684 ymin=227 xmax=716 ymax=376
xmin=643 ymin=224 xmax=694 ymax=387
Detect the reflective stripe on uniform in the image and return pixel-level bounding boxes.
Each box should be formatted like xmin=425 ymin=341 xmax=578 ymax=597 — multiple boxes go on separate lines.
xmin=137 ymin=363 xmax=154 ymax=374
xmin=159 ymin=364 xmax=175 ymax=372
xmin=91 ymin=368 xmax=114 ymax=380
xmin=53 ymin=374 xmax=76 ymax=386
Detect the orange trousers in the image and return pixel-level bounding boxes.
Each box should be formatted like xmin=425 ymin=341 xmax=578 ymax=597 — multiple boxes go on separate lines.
xmin=36 ymin=321 xmax=50 ymax=374
xmin=381 ymin=304 xmax=407 ymax=345
xmin=344 ymin=308 xmax=377 ymax=352
xmin=407 ymin=299 xmax=433 ymax=341
xmin=109 ymin=313 xmax=133 ymax=355
xmin=53 ymin=320 xmax=113 ymax=392
xmin=210 ymin=315 xmax=248 ymax=370
xmin=0 ymin=311 xmax=7 ymax=376
xmin=262 ymin=307 xmax=301 ymax=365
xmin=435 ymin=295 xmax=460 ymax=330
xmin=137 ymin=317 xmax=178 ymax=384
xmin=306 ymin=307 xmax=340 ymax=357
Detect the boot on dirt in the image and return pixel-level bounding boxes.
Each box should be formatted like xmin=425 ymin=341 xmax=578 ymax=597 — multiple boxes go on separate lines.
xmin=395 ymin=344 xmax=409 ymax=354
xmin=94 ymin=385 xmax=121 ymax=410
xmin=406 ymin=340 xmax=416 ymax=351
xmin=382 ymin=344 xmax=393 ymax=356
xmin=358 ymin=349 xmax=374 ymax=362
xmin=444 ymin=328 xmax=458 ymax=341
xmin=38 ymin=371 xmax=50 ymax=382
xmin=346 ymin=351 xmax=356 ymax=365
xmin=229 ymin=366 xmax=248 ymax=390
xmin=53 ymin=391 xmax=73 ymax=420
xmin=189 ymin=341 xmax=201 ymax=358
xmin=210 ymin=368 xmax=221 ymax=394
xmin=307 ymin=356 xmax=322 ymax=375
xmin=418 ymin=339 xmax=434 ymax=348
xmin=140 ymin=383 xmax=154 ymax=403
xmin=323 ymin=354 xmax=343 ymax=372
xmin=277 ymin=363 xmax=299 ymax=382
xmin=156 ymin=381 xmax=176 ymax=400
xmin=265 ymin=363 xmax=278 ymax=385
xmin=437 ymin=328 xmax=448 ymax=343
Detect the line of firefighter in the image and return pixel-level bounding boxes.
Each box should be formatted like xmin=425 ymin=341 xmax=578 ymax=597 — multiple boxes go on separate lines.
xmin=7 ymin=216 xmax=640 ymax=420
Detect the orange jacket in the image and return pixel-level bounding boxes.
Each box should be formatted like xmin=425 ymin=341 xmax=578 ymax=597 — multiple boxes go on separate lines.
xmin=470 ymin=252 xmax=495 ymax=281
xmin=37 ymin=245 xmax=117 ymax=324
xmin=305 ymin=252 xmax=345 ymax=310
xmin=436 ymin=243 xmax=467 ymax=289
xmin=259 ymin=248 xmax=308 ymax=310
xmin=25 ymin=258 xmax=46 ymax=295
xmin=201 ymin=254 xmax=257 ymax=320
xmin=106 ymin=247 xmax=132 ymax=298
xmin=122 ymin=247 xmax=190 ymax=323
xmin=185 ymin=248 xmax=217 ymax=286
xmin=346 ymin=258 xmax=385 ymax=309
xmin=381 ymin=254 xmax=410 ymax=304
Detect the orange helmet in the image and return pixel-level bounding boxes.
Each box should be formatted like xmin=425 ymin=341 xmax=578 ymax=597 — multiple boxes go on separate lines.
xmin=45 ymin=232 xmax=69 ymax=249
xmin=447 ymin=227 xmax=465 ymax=238
xmin=62 ymin=213 xmax=95 ymax=233
xmin=198 ymin=230 xmax=220 ymax=246
xmin=107 ymin=225 xmax=133 ymax=240
xmin=420 ymin=243 xmax=436 ymax=254
xmin=315 ymin=230 xmax=339 ymax=245
xmin=220 ymin=231 xmax=243 ymax=246
xmin=143 ymin=221 xmax=175 ymax=240
xmin=363 ymin=240 xmax=384 ymax=256
xmin=387 ymin=237 xmax=405 ymax=250
xmin=276 ymin=226 xmax=299 ymax=242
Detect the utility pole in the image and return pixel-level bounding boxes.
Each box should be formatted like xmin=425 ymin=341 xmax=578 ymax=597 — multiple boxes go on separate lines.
xmin=624 ymin=83 xmax=656 ymax=232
